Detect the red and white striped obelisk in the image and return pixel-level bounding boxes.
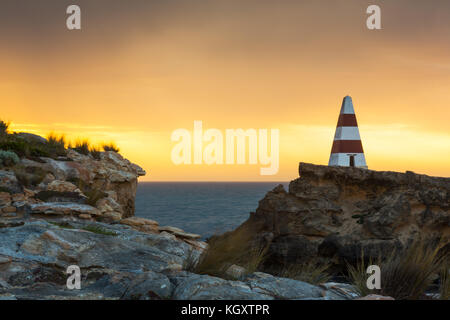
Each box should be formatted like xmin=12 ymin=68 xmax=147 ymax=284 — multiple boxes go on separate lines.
xmin=328 ymin=96 xmax=367 ymax=168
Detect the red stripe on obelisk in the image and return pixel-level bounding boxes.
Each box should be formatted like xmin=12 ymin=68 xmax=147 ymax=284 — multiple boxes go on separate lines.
xmin=331 ymin=140 xmax=364 ymax=153
xmin=336 ymin=114 xmax=358 ymax=127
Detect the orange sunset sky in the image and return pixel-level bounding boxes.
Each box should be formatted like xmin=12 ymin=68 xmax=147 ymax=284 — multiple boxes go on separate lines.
xmin=1 ymin=0 xmax=449 ymax=181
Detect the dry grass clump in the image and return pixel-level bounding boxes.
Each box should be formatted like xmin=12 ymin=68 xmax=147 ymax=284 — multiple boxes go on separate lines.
xmin=13 ymin=165 xmax=47 ymax=187
xmin=348 ymin=239 xmax=449 ymax=300
xmin=46 ymin=133 xmax=67 ymax=156
xmin=102 ymin=142 xmax=120 ymax=153
xmin=192 ymin=227 xmax=268 ymax=279
xmin=439 ymin=263 xmax=450 ymax=300
xmin=280 ymin=259 xmax=332 ymax=285
xmin=72 ymin=139 xmax=91 ymax=155
xmin=70 ymin=139 xmax=106 ymax=160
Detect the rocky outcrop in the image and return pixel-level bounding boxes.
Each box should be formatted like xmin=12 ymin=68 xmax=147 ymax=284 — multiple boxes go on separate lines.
xmin=0 ymin=217 xmax=355 ymax=300
xmin=237 ymin=163 xmax=449 ymax=272
xmin=0 ymin=148 xmax=145 ymax=221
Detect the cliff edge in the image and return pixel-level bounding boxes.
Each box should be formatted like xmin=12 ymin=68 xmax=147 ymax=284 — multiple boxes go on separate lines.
xmin=239 ymin=162 xmax=449 ymax=272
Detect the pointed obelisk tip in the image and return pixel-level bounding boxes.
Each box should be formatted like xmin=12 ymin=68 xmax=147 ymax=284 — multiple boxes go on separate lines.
xmin=340 ymin=95 xmax=355 ymax=114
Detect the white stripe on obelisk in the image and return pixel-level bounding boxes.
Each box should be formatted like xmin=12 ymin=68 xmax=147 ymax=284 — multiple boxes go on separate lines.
xmin=334 ymin=127 xmax=361 ymax=140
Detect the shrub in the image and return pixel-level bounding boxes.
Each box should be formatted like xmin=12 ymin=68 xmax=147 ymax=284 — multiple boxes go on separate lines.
xmin=47 ymin=133 xmax=66 ymax=147
xmin=0 ymin=150 xmax=20 ymax=167
xmin=280 ymin=259 xmax=332 ymax=285
xmin=46 ymin=133 xmax=67 ymax=157
xmin=0 ymin=121 xmax=10 ymax=135
xmin=13 ymin=165 xmax=47 ymax=187
xmin=102 ymin=142 xmax=120 ymax=153
xmin=194 ymin=227 xmax=268 ymax=279
xmin=89 ymin=145 xmax=102 ymax=160
xmin=0 ymin=135 xmax=32 ymax=157
xmin=0 ymin=133 xmax=66 ymax=158
xmin=68 ymin=177 xmax=107 ymax=206
xmin=347 ymin=239 xmax=448 ymax=300
xmin=72 ymin=139 xmax=90 ymax=155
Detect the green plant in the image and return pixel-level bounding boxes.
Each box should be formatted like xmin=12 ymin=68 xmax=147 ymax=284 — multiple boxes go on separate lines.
xmin=82 ymin=225 xmax=117 ymax=236
xmin=0 ymin=133 xmax=67 ymax=159
xmin=67 ymin=177 xmax=108 ymax=206
xmin=194 ymin=227 xmax=268 ymax=279
xmin=72 ymin=139 xmax=90 ymax=155
xmin=48 ymin=221 xmax=75 ymax=229
xmin=0 ymin=120 xmax=10 ymax=135
xmin=347 ymin=250 xmax=374 ymax=297
xmin=13 ymin=165 xmax=47 ymax=187
xmin=102 ymin=142 xmax=120 ymax=153
xmin=347 ymin=240 xmax=448 ymax=300
xmin=440 ymin=266 xmax=450 ymax=300
xmin=89 ymin=145 xmax=102 ymax=160
xmin=281 ymin=259 xmax=332 ymax=285
xmin=0 ymin=186 xmax=12 ymax=193
xmin=183 ymin=248 xmax=199 ymax=272
xmin=46 ymin=133 xmax=67 ymax=157
xmin=84 ymin=188 xmax=108 ymax=206
xmin=0 ymin=150 xmax=20 ymax=167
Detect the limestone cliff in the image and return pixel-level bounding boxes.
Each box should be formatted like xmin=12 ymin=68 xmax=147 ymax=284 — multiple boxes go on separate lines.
xmin=237 ymin=163 xmax=449 ymax=272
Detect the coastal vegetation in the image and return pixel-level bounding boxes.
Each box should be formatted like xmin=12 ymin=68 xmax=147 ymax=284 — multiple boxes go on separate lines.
xmin=280 ymin=259 xmax=332 ymax=285
xmin=347 ymin=239 xmax=449 ymax=300
xmin=187 ymin=227 xmax=268 ymax=280
xmin=0 ymin=120 xmax=120 ymax=164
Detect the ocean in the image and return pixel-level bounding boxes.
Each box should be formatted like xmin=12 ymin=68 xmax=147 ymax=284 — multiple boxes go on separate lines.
xmin=135 ymin=182 xmax=288 ymax=239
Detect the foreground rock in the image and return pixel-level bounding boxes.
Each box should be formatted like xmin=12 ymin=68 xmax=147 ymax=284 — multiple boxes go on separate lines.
xmin=235 ymin=163 xmax=449 ymax=273
xmin=0 ymin=217 xmax=354 ymax=300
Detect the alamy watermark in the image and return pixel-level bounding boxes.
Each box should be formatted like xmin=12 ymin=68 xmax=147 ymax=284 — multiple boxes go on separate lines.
xmin=171 ymin=121 xmax=279 ymax=175
xmin=366 ymin=265 xmax=381 ymax=290
xmin=65 ymin=4 xmax=381 ymax=31
xmin=66 ymin=265 xmax=81 ymax=290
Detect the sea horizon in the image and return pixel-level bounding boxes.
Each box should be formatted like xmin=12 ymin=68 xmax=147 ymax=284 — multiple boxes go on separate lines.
xmin=135 ymin=181 xmax=290 ymax=238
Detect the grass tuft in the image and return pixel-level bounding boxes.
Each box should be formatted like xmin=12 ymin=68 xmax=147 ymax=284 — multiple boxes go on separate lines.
xmin=348 ymin=239 xmax=448 ymax=300
xmin=13 ymin=165 xmax=47 ymax=187
xmin=280 ymin=259 xmax=332 ymax=285
xmin=440 ymin=265 xmax=450 ymax=300
xmin=102 ymin=142 xmax=120 ymax=153
xmin=89 ymin=145 xmax=102 ymax=160
xmin=72 ymin=139 xmax=91 ymax=156
xmin=193 ymin=227 xmax=268 ymax=279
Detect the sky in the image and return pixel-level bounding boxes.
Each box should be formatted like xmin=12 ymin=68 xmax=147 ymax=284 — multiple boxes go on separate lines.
xmin=0 ymin=0 xmax=449 ymax=181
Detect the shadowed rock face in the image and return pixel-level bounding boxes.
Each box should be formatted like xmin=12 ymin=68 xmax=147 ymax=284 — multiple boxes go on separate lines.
xmin=237 ymin=163 xmax=449 ymax=272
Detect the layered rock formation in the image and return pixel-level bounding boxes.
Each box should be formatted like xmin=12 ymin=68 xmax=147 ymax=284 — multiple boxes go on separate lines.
xmin=238 ymin=163 xmax=449 ymax=272
xmin=0 ymin=149 xmax=145 ymax=221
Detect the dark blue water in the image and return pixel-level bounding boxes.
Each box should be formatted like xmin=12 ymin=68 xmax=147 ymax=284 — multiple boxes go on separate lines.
xmin=135 ymin=182 xmax=288 ymax=238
